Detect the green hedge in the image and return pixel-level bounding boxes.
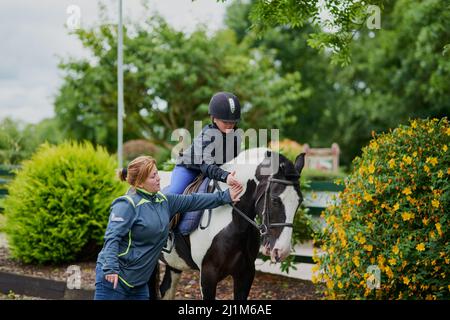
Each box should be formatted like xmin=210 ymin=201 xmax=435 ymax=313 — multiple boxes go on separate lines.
xmin=3 ymin=141 xmax=127 ymax=264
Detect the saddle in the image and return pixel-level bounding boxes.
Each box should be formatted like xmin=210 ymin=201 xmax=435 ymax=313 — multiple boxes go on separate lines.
xmin=169 ymin=174 xmax=214 ymax=235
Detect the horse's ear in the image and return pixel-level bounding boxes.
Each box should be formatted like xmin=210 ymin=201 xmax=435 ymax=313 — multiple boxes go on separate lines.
xmin=294 ymin=153 xmax=305 ymax=174
xmin=265 ymin=150 xmax=272 ymax=158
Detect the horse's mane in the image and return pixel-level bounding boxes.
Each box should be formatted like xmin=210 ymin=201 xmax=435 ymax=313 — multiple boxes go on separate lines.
xmin=219 ymin=147 xmax=272 ymax=187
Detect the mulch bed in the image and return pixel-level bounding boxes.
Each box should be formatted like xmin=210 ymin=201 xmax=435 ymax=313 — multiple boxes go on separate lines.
xmin=0 ymin=247 xmax=321 ymax=300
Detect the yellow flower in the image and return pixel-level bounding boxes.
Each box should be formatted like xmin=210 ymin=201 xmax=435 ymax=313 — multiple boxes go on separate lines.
xmin=336 ymin=265 xmax=342 ymax=278
xmin=385 ymin=266 xmax=394 ymax=279
xmin=437 ymin=170 xmax=444 ymax=178
xmin=392 ymin=202 xmax=400 ymax=212
xmin=443 ymin=145 xmax=448 ymax=152
xmin=353 ymin=255 xmax=360 ymax=267
xmin=402 ymin=155 xmax=412 ymax=165
xmin=416 ymin=243 xmax=425 ymax=252
xmin=388 ymin=159 xmax=396 ymax=169
xmin=448 ymin=168 xmax=450 ymax=175
xmin=364 ymin=244 xmax=373 ymax=252
xmin=435 ymin=223 xmax=443 ymax=237
xmin=401 ymin=212 xmax=414 ymax=221
xmin=363 ymin=192 xmax=373 ymax=202
xmin=402 ymin=187 xmax=412 ymax=195
xmin=426 ymin=157 xmax=438 ymax=166
xmin=432 ymin=199 xmax=440 ymax=208
xmin=392 ymin=245 xmax=399 ymax=255
xmin=446 ymin=128 xmax=450 ymax=136
xmin=368 ymin=162 xmax=376 ymax=174
xmin=389 ymin=258 xmax=397 ymax=265
xmin=411 ymin=120 xmax=418 ymax=128
xmin=403 ymin=276 xmax=410 ymax=285
xmin=424 ymin=165 xmax=430 ymax=173
xmin=422 ymin=217 xmax=429 ymax=225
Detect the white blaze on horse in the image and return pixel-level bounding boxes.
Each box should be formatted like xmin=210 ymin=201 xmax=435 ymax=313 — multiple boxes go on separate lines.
xmin=155 ymin=147 xmax=305 ymax=300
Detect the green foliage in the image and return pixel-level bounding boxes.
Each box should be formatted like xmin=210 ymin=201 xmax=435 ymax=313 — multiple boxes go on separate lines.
xmin=225 ymin=0 xmax=449 ymax=167
xmin=3 ymin=141 xmax=127 ymax=264
xmin=0 ymin=117 xmax=65 ymax=165
xmin=319 ymin=0 xmax=450 ymax=165
xmin=314 ymin=118 xmax=449 ymax=299
xmin=219 ymin=0 xmax=388 ymax=65
xmin=0 ymin=118 xmax=29 ymax=165
xmin=55 ymin=13 xmax=308 ymax=152
xmin=293 ymin=209 xmax=318 ymax=243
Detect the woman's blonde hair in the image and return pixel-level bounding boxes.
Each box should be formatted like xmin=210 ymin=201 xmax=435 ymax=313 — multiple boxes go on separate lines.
xmin=117 ymin=156 xmax=156 ymax=188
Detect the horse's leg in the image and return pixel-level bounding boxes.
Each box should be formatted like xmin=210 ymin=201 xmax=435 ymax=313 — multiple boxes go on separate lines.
xmin=233 ymin=263 xmax=255 ymax=300
xmin=147 ymin=263 xmax=160 ymax=300
xmin=200 ymin=267 xmax=219 ymax=300
xmin=160 ymin=265 xmax=182 ymax=300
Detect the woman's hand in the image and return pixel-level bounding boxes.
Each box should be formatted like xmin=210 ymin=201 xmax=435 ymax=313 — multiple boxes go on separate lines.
xmin=229 ymin=183 xmax=243 ymax=202
xmin=226 ymin=171 xmax=242 ymax=188
xmin=105 ymin=273 xmax=119 ymax=289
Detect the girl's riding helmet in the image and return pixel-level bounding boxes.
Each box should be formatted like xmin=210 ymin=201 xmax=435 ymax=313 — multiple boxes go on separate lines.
xmin=208 ymin=92 xmax=241 ymax=122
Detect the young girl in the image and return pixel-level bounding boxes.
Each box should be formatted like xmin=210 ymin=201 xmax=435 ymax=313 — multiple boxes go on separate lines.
xmin=168 ymin=92 xmax=243 ymax=194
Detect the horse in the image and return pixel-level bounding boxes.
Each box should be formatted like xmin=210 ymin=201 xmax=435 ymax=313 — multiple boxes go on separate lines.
xmin=155 ymin=147 xmax=305 ymax=300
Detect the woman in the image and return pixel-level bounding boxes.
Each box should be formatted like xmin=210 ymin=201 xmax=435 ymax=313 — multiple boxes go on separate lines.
xmin=94 ymin=155 xmax=242 ymax=300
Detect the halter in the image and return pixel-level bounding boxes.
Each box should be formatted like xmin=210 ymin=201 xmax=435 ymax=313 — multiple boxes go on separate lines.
xmin=214 ymin=175 xmax=299 ymax=236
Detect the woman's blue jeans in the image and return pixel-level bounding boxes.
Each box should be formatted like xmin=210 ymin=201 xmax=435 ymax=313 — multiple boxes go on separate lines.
xmin=94 ymin=264 xmax=149 ymax=300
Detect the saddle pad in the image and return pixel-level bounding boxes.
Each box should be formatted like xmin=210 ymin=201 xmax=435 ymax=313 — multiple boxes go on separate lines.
xmin=176 ymin=176 xmax=211 ymax=235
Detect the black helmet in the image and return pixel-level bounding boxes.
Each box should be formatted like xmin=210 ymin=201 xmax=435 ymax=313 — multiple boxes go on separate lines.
xmin=208 ymin=92 xmax=241 ymax=122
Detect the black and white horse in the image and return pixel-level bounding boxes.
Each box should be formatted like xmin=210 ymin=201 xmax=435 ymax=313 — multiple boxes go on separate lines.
xmin=157 ymin=148 xmax=305 ymax=300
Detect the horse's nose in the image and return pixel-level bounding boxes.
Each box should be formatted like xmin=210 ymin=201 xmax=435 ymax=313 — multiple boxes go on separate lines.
xmin=271 ymin=248 xmax=280 ymax=263
xmin=274 ymin=249 xmax=280 ymax=263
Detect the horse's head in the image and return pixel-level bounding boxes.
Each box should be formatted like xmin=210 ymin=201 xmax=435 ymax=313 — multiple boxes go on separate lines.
xmin=255 ymin=150 xmax=305 ymax=262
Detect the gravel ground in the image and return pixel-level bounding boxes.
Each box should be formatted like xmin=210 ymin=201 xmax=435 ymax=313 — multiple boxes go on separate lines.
xmin=0 ymin=246 xmax=321 ymax=300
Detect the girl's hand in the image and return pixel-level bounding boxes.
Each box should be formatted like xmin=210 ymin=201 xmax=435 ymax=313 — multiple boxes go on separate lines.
xmin=229 ymin=183 xmax=243 ymax=202
xmin=226 ymin=171 xmax=242 ymax=188
xmin=105 ymin=273 xmax=119 ymax=289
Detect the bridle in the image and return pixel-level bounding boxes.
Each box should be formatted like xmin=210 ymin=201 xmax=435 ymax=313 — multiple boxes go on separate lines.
xmin=214 ymin=175 xmax=300 ymax=236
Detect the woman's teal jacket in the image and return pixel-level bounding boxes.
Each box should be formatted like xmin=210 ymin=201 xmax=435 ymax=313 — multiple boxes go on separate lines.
xmin=96 ymin=187 xmax=232 ymax=288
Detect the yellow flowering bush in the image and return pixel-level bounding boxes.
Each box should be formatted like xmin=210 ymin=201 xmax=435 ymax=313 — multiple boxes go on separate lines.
xmin=313 ymin=118 xmax=449 ymax=299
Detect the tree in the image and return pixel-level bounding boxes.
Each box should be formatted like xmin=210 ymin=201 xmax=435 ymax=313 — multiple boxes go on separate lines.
xmin=224 ymin=0 xmax=450 ymax=165
xmin=0 ymin=117 xmax=64 ymax=165
xmin=55 ymin=15 xmax=308 ymax=152
xmin=217 ymin=0 xmax=388 ymax=65
xmin=225 ymin=0 xmax=335 ymax=147
xmin=320 ymin=0 xmax=450 ymax=164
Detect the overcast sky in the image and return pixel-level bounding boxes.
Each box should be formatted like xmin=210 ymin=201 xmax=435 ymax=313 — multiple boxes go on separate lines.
xmin=0 ymin=0 xmax=227 ymax=124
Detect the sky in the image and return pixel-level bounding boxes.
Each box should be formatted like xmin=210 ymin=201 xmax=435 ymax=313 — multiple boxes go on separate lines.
xmin=0 ymin=0 xmax=227 ymax=124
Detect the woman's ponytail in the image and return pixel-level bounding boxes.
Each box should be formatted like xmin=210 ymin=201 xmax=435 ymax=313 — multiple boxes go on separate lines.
xmin=117 ymin=167 xmax=128 ymax=182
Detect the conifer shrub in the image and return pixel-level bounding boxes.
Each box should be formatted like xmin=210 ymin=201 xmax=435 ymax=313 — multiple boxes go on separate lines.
xmin=4 ymin=141 xmax=126 ymax=264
